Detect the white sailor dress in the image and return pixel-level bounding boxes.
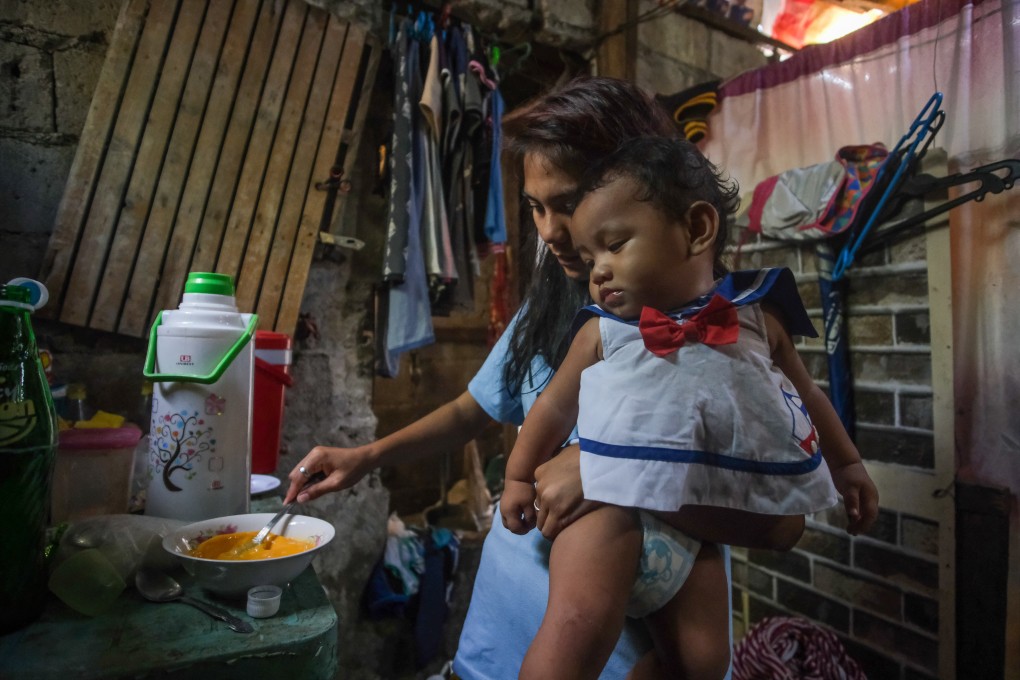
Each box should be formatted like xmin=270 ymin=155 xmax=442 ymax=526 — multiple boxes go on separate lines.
xmin=576 ymin=268 xmax=839 ymax=516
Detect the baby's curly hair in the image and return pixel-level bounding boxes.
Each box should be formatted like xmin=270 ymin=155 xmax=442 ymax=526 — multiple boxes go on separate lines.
xmin=577 ymin=137 xmax=740 ymax=272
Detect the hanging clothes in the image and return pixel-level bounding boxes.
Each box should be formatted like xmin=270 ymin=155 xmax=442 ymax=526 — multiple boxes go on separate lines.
xmin=378 ymin=13 xmax=511 ymax=373
xmin=441 ymin=28 xmax=463 ymax=159
xmin=459 ymin=27 xmax=484 ymax=279
xmin=381 ymin=19 xmax=415 ymax=282
xmin=475 ymin=52 xmax=511 ymax=344
xmin=381 ymin=20 xmax=434 ymax=378
xmin=482 ymin=85 xmax=507 ymax=246
xmin=434 ymin=24 xmax=478 ymax=315
xmin=467 ymin=34 xmax=495 ymax=258
xmin=419 ymin=33 xmax=458 ymax=299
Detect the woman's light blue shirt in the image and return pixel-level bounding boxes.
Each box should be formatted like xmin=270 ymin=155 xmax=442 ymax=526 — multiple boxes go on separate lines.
xmin=453 ymin=309 xmax=732 ymax=679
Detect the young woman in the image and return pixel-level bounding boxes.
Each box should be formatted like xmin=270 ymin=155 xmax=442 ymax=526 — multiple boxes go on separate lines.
xmin=286 ymin=76 xmax=879 ymax=679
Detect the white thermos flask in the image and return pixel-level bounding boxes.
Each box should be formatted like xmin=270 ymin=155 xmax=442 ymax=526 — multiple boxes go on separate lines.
xmin=142 ymin=272 xmax=256 ymax=521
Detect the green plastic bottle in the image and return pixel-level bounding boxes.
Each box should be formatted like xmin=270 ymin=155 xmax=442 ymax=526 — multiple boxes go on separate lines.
xmin=0 ymin=283 xmax=58 ymax=633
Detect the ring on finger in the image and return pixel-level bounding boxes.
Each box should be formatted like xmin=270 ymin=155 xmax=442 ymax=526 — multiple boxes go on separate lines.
xmin=299 ymin=465 xmax=311 ymax=477
xmin=533 ymin=499 xmax=541 ymax=512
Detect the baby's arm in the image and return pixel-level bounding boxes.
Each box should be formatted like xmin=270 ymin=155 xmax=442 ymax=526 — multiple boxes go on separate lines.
xmin=501 ymin=318 xmax=603 ymax=535
xmin=763 ymin=304 xmax=879 ymax=535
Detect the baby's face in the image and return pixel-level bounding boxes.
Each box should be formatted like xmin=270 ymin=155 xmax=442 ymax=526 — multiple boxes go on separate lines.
xmin=570 ymin=176 xmax=700 ymax=319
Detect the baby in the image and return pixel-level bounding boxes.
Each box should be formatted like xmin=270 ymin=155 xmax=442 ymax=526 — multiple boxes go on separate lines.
xmin=501 ymin=136 xmax=873 ymax=679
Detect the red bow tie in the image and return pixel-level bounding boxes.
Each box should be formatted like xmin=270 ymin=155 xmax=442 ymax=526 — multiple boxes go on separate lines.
xmin=638 ymin=294 xmax=739 ymax=357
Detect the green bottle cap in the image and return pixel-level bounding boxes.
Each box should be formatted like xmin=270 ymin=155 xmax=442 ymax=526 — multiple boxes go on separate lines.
xmin=3 ymin=278 xmax=48 ymax=310
xmin=184 ymin=272 xmax=235 ymax=296
xmin=1 ymin=285 xmax=32 ymax=305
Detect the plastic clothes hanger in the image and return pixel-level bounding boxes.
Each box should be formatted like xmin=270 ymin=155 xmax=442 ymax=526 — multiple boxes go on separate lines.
xmin=489 ymin=44 xmax=501 ymax=72
xmin=831 ymin=92 xmax=945 ymax=281
xmin=499 ymin=42 xmax=532 ymax=77
xmin=469 ymin=58 xmax=498 ymax=90
xmin=857 ymin=158 xmax=1020 ymax=255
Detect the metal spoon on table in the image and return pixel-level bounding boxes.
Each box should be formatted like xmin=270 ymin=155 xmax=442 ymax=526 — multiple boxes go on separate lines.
xmin=135 ymin=568 xmax=254 ymax=633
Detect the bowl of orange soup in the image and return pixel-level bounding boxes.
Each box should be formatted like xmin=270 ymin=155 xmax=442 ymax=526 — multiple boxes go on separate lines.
xmin=162 ymin=513 xmax=335 ymax=597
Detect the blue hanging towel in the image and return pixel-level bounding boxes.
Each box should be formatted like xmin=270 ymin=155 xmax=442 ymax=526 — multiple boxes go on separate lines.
xmin=483 ymin=87 xmax=506 ymax=244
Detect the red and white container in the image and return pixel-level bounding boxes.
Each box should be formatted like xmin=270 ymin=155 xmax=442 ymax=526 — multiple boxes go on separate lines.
xmin=252 ymin=331 xmax=293 ymax=474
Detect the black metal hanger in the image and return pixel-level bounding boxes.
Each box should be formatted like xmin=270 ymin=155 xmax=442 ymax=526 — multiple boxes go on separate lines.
xmin=859 ymin=158 xmax=1020 ymax=255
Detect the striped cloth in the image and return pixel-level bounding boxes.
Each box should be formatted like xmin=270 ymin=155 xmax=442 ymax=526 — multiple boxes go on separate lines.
xmin=733 ymin=616 xmax=867 ymax=680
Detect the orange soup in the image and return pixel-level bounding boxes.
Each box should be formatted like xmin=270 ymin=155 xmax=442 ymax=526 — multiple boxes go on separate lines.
xmin=190 ymin=531 xmax=315 ymax=561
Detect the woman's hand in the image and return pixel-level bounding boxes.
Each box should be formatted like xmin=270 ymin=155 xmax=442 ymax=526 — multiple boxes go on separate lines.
xmin=533 ymin=445 xmax=603 ymax=540
xmin=829 ymin=460 xmax=879 ymax=535
xmin=500 ymin=479 xmax=537 ymax=534
xmin=284 ymin=444 xmax=376 ymax=504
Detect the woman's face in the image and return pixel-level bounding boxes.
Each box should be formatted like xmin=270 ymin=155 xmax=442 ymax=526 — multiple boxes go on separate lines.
xmin=521 ymin=153 xmax=587 ymax=280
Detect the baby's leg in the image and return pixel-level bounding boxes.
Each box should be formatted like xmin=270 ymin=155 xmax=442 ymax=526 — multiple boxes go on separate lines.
xmin=629 ymin=543 xmax=730 ymax=680
xmin=519 ymin=505 xmax=642 ymax=680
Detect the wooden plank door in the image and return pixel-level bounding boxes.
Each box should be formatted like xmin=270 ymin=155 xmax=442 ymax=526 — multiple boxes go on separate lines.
xmin=39 ymin=0 xmax=380 ymax=337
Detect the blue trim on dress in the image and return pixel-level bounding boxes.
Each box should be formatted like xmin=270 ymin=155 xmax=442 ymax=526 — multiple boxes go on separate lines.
xmin=579 ymin=438 xmax=824 ymax=475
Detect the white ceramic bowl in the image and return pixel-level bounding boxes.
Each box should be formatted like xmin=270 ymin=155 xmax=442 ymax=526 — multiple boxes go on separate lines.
xmin=162 ymin=513 xmax=335 ymax=598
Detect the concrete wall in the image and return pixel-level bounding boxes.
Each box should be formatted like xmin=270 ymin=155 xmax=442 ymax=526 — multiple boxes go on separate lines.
xmin=0 ymin=0 xmax=120 ymax=279
xmin=635 ymin=0 xmax=768 ymax=94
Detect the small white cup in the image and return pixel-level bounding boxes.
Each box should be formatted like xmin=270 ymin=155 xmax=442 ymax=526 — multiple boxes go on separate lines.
xmin=246 ymin=585 xmax=283 ymax=618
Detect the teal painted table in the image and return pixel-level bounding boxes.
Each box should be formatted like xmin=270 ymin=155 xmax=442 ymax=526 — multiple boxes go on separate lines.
xmin=0 ymin=566 xmax=338 ymax=679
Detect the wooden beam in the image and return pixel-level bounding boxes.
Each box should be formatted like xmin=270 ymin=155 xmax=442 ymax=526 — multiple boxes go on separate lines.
xmin=596 ymin=0 xmax=638 ymax=81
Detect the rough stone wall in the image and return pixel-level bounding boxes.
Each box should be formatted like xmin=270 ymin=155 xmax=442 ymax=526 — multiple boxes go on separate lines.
xmin=0 ymin=0 xmax=121 ymax=280
xmin=1 ymin=0 xmax=146 ymax=421
xmin=634 ymin=0 xmax=768 ymax=94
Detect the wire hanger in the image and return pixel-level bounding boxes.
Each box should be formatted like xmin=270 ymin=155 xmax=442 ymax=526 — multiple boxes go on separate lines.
xmin=498 ymin=42 xmax=532 ymax=77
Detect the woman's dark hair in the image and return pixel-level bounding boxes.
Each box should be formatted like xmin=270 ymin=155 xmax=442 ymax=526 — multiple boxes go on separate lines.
xmin=577 ymin=136 xmax=740 ymax=265
xmin=500 ymin=76 xmax=678 ymax=394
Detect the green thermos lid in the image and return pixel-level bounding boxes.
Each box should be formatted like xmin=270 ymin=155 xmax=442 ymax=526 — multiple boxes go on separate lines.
xmin=184 ymin=272 xmax=235 ymax=296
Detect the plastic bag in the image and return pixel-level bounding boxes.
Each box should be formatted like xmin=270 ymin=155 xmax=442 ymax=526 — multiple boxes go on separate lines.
xmin=52 ymin=514 xmax=185 ymax=580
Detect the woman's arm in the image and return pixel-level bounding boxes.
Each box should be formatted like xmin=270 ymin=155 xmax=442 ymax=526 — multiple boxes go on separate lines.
xmin=285 ymin=390 xmax=493 ymax=504
xmin=764 ymin=305 xmax=879 ymax=535
xmin=534 ymin=447 xmax=807 ymax=547
xmin=502 ymin=319 xmax=601 ymax=533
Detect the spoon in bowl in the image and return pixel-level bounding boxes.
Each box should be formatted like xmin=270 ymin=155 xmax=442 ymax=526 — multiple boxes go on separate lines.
xmin=135 ymin=568 xmax=254 ymax=633
xmin=224 ymin=471 xmax=326 ymax=559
